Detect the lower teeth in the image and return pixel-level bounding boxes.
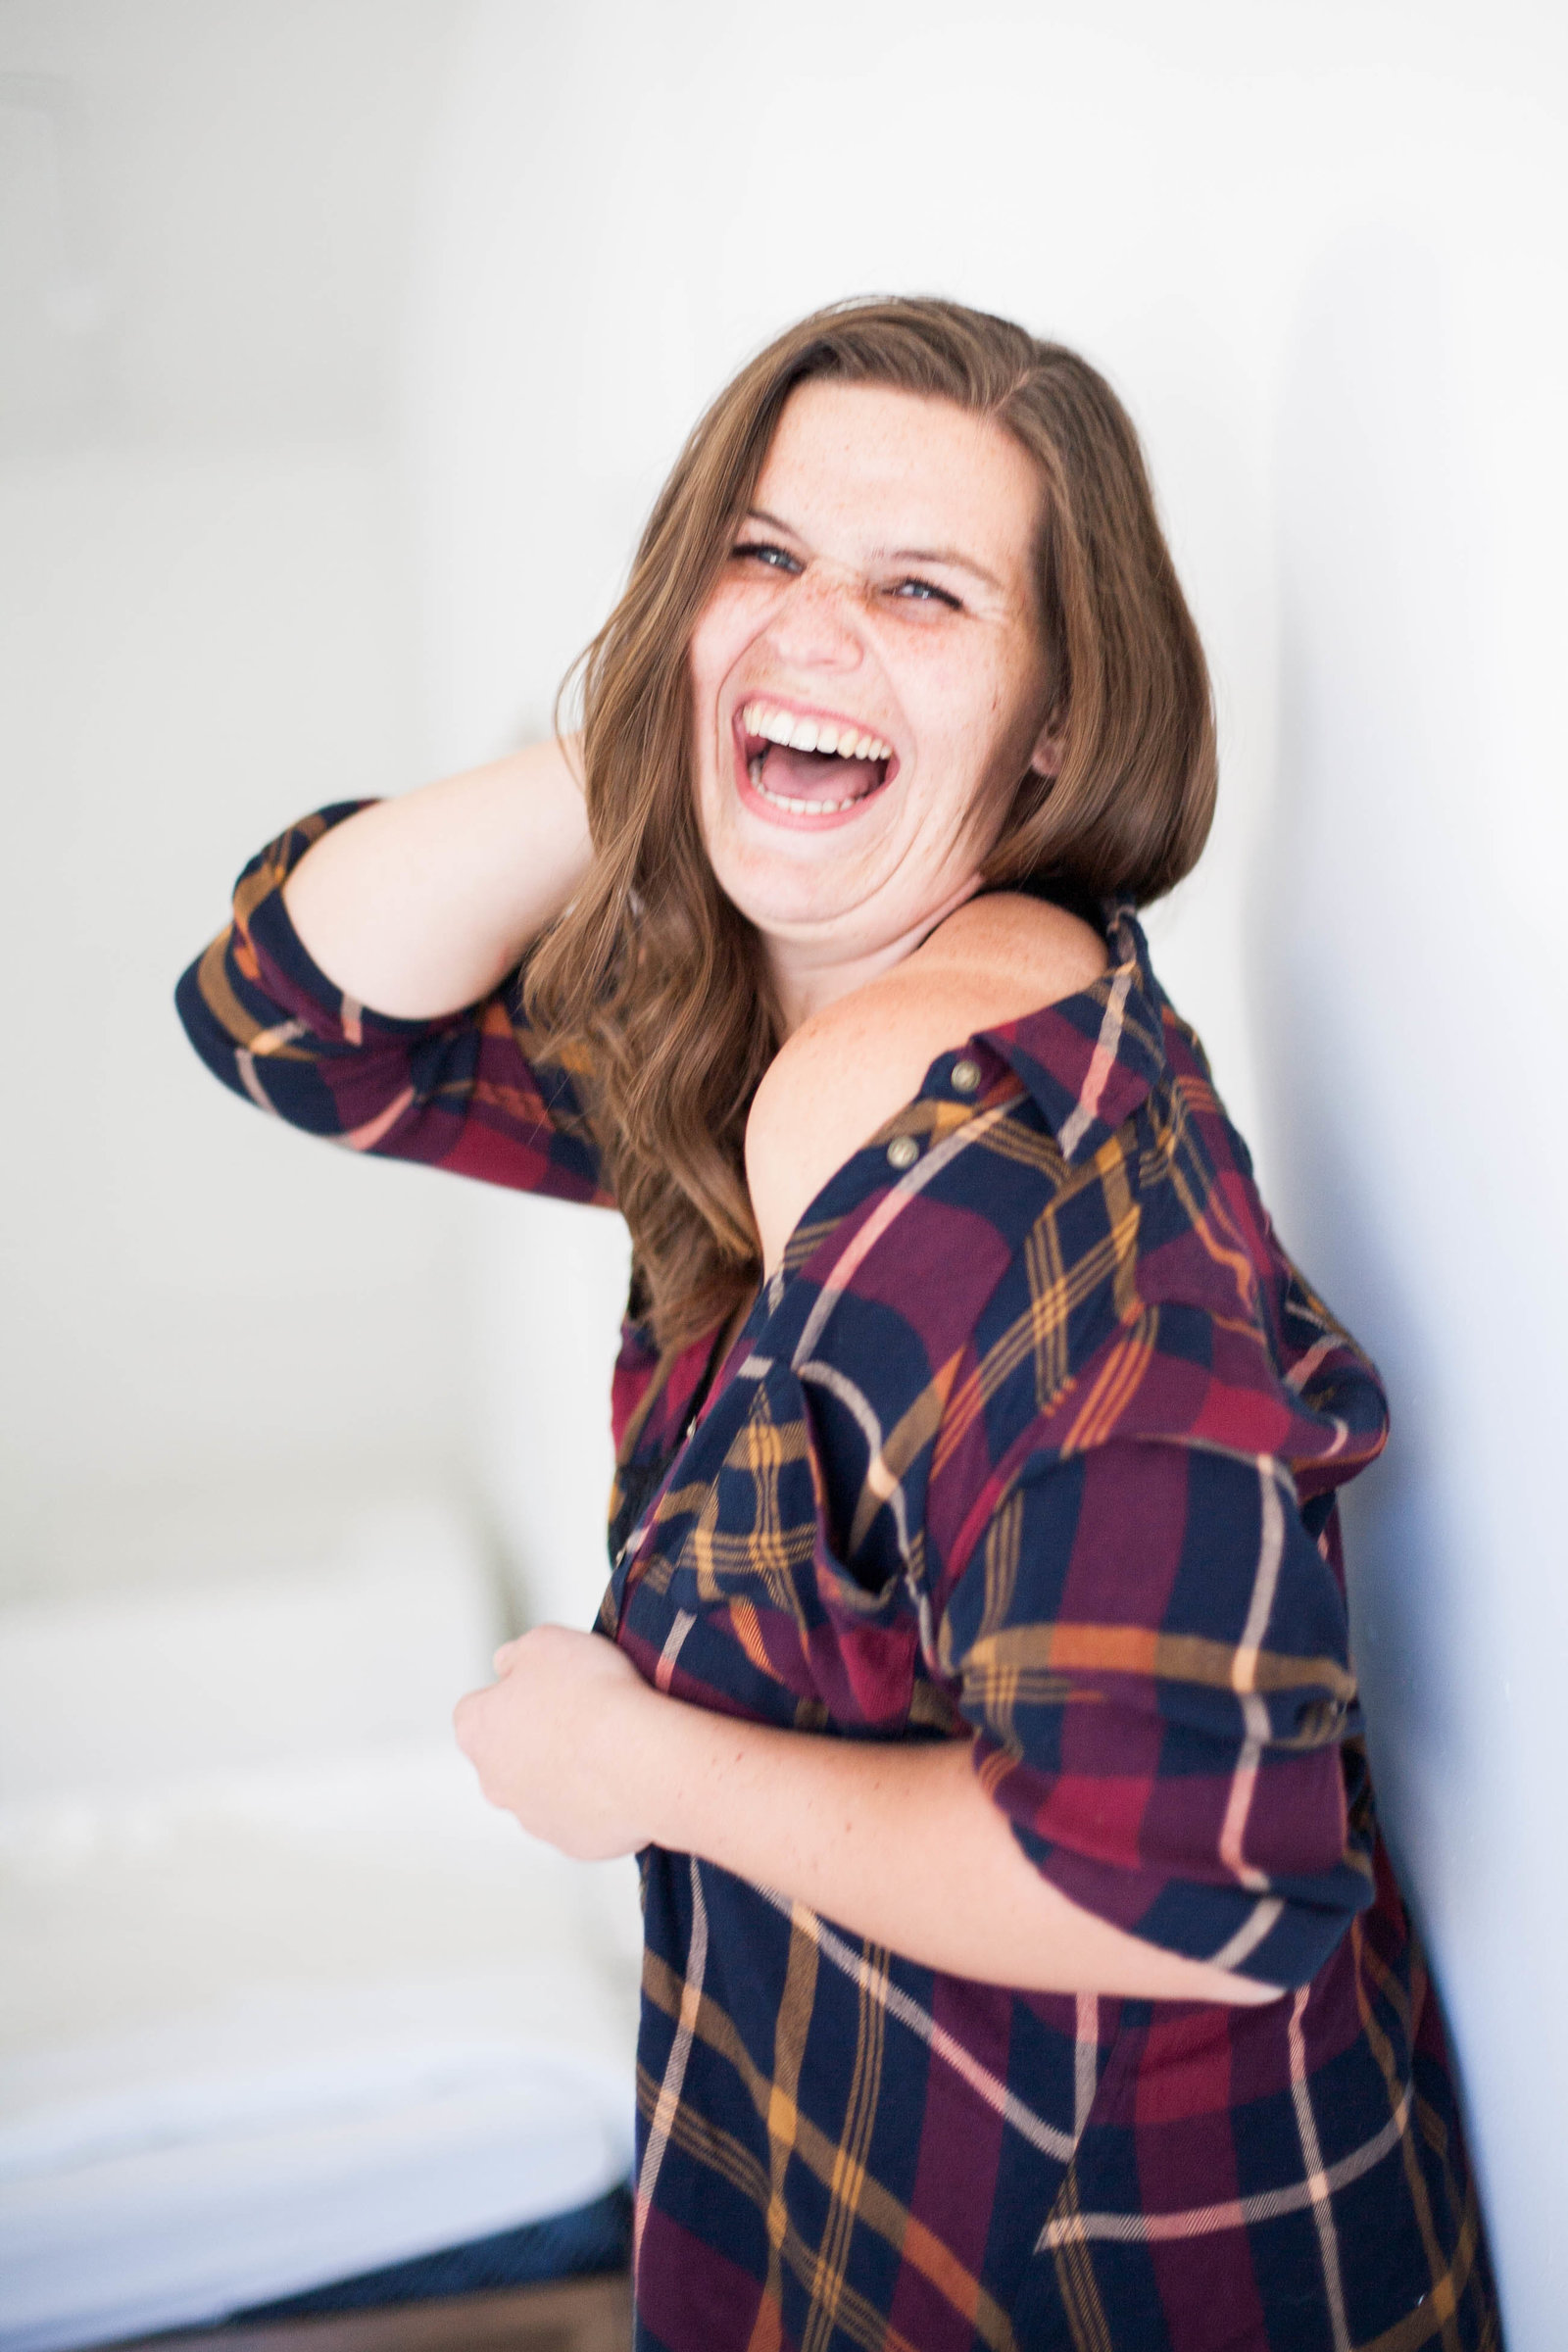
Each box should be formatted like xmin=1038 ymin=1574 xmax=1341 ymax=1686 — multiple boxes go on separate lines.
xmin=747 ymin=752 xmax=876 ymax=815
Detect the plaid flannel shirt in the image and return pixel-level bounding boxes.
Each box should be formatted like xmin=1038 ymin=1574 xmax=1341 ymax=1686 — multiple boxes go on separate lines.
xmin=177 ymin=805 xmax=1498 ymax=2351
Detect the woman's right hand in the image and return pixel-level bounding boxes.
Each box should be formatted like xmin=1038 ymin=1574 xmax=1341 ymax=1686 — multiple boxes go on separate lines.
xmin=281 ymin=733 xmax=594 ymax=1019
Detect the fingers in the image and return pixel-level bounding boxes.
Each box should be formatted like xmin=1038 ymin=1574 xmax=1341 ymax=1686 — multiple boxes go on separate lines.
xmin=452 ymin=1686 xmax=482 ymax=1757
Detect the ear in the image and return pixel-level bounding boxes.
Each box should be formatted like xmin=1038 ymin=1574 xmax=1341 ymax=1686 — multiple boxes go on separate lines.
xmin=1026 ymin=711 xmax=1064 ymax=780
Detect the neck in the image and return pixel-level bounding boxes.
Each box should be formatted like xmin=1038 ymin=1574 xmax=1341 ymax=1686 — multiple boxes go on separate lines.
xmin=760 ymin=874 xmax=986 ymax=1038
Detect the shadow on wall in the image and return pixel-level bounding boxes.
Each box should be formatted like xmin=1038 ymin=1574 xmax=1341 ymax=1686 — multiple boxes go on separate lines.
xmin=1260 ymin=230 xmax=1485 ymax=1909
xmin=1257 ymin=229 xmax=1566 ymax=2340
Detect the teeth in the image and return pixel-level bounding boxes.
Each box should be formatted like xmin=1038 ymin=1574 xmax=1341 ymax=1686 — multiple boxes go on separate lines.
xmin=747 ymin=752 xmax=879 ymax=815
xmin=741 ymin=702 xmax=892 ymax=762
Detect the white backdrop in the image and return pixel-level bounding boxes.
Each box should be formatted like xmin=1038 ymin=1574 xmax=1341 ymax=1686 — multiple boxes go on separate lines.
xmin=400 ymin=5 xmax=1567 ymax=2342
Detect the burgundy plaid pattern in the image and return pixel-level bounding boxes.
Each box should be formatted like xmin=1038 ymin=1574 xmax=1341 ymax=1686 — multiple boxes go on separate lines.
xmin=179 ymin=807 xmax=1498 ymax=2349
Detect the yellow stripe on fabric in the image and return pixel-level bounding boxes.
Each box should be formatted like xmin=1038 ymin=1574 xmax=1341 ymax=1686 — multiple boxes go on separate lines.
xmin=1045 ymin=2165 xmax=1116 ymax=2352
xmin=232 ymin=828 xmax=319 ymax=929
xmin=961 ymin=1621 xmax=1356 ymax=1700
xmin=746 ymin=1888 xmax=1079 ymax=2165
xmin=981 ymin=1486 xmax=1024 ymax=1649
xmin=641 ymin=1949 xmax=1022 ymax=2349
xmin=846 ymin=1352 xmax=961 ymax=1556
xmin=1094 ymin=1136 xmax=1141 ymax=1325
xmin=195 ymin=929 xmax=304 ymax=1059
xmin=979 ymin=1115 xmax=1067 ymax=1182
xmin=726 ymin=1595 xmax=772 ymax=1677
xmin=755 ymin=1901 xmax=820 ymax=2335
xmin=635 ymin=2060 xmax=772 ymax=2214
xmin=1023 ymin=1212 xmax=1072 ymax=1408
xmin=1060 ymin=1308 xmax=1156 ymax=1452
xmin=889 ymin=2218 xmax=986 ymax=2332
xmin=1349 ymin=1922 xmax=1466 ymax=2352
xmin=1159 ymin=1124 xmax=1264 ymax=1322
xmin=932 ymin=1217 xmax=1131 ymax=1476
xmin=1356 ymin=2180 xmax=1491 ymax=2352
xmin=803 ymin=1940 xmax=889 ymax=2352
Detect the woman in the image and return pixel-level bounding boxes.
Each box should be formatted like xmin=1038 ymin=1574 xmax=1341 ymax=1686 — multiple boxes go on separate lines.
xmin=176 ymin=298 xmax=1497 ymax=2350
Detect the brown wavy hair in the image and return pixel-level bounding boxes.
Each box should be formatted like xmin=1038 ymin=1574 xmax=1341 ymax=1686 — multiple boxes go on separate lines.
xmin=524 ymin=296 xmax=1216 ymax=1351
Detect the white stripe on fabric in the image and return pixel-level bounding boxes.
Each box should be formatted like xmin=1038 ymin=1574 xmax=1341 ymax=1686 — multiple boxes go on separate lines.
xmin=794 ymin=1356 xmax=907 ymax=1555
xmin=1290 ymin=1984 xmax=1352 ymax=2352
xmin=634 ymin=1855 xmax=709 ymax=2273
xmin=655 ymin=1610 xmax=696 ymax=1692
xmin=1283 ymin=1334 xmax=1338 ymax=1395
xmin=1038 ymin=2080 xmax=1412 ymax=2248
xmin=1216 ymin=1460 xmax=1288 ymax=1894
xmin=234 ymin=1050 xmax=277 ymax=1117
xmin=248 ymin=1015 xmax=307 ymax=1057
xmin=1055 ymin=963 xmax=1133 ymax=1160
xmin=1208 ymin=1896 xmax=1285 ymax=1974
xmin=1074 ymin=1993 xmax=1100 ymax=2139
xmin=791 ymin=1098 xmax=1018 ymax=1370
xmin=753 ymin=1884 xmax=1078 ymax=2164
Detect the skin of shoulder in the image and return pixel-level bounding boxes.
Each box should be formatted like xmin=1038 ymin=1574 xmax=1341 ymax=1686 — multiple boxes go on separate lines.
xmin=745 ymin=891 xmax=1109 ymax=1275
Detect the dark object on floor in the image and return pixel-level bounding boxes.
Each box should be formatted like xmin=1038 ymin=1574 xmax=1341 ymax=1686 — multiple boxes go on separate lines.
xmin=228 ymin=2187 xmax=631 ymax=2319
xmin=108 ymin=2270 xmax=631 ymax=2351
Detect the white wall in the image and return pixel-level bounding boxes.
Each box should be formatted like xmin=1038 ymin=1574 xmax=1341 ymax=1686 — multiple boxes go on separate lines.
xmin=403 ymin=4 xmax=1567 ymax=2339
xmin=0 ymin=3 xmax=485 ymax=1599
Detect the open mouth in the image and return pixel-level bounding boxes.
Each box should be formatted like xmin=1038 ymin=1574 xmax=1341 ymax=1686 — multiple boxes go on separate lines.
xmin=736 ymin=700 xmax=896 ymax=818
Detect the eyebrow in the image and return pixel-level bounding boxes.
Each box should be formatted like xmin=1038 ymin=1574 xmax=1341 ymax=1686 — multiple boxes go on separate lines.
xmin=743 ymin=509 xmax=1007 ymax=595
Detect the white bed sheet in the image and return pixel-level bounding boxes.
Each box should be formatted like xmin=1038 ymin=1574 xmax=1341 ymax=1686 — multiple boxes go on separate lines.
xmin=0 ymin=1740 xmax=643 ymax=2352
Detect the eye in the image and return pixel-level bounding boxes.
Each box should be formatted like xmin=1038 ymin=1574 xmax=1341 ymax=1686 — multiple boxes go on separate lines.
xmin=733 ymin=540 xmax=802 ymax=574
xmin=890 ymin=576 xmax=961 ymax=611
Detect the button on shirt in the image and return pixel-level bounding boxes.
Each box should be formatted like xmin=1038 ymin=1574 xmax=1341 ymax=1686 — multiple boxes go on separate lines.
xmin=177 ymin=805 xmax=1498 ymax=2352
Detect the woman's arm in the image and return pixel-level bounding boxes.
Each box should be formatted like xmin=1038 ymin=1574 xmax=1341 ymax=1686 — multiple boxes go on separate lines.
xmin=453 ymin=1626 xmax=1281 ymax=2007
xmin=281 ymin=735 xmax=593 ymax=1019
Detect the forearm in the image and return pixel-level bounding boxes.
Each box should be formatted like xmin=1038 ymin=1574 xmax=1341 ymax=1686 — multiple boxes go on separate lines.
xmin=454 ymin=1627 xmax=1280 ymax=2003
xmin=281 ymin=736 xmax=594 ymax=1018
xmin=643 ymin=1698 xmax=1278 ymax=2005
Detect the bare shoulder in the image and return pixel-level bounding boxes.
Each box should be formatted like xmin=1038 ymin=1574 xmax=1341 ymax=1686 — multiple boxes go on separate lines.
xmin=913 ymin=889 xmax=1109 ymax=1008
xmin=745 ymin=893 xmax=1108 ymax=1275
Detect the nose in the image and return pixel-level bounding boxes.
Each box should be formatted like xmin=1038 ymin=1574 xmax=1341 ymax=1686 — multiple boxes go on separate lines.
xmin=764 ymin=558 xmax=866 ymax=670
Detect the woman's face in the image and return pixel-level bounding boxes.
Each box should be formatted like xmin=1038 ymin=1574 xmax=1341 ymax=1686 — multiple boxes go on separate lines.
xmin=689 ymin=379 xmax=1057 ymax=974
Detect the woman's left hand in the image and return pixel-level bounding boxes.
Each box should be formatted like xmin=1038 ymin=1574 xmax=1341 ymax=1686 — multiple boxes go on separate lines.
xmin=453 ymin=1625 xmax=658 ymax=1859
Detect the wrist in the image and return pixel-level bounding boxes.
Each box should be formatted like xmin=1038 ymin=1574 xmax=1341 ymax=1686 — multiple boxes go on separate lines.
xmin=611 ymin=1671 xmax=694 ymax=1851
xmin=626 ymin=1682 xmax=747 ymax=1860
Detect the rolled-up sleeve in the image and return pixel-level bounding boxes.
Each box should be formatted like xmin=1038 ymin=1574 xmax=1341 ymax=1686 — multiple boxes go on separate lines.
xmin=174 ymin=802 xmax=611 ymax=1205
xmin=939 ymin=1436 xmax=1374 ymax=1986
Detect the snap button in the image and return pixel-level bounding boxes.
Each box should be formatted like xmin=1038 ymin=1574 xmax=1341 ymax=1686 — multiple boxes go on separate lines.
xmin=886 ymin=1134 xmax=920 ymax=1171
xmin=951 ymin=1055 xmax=982 ymax=1095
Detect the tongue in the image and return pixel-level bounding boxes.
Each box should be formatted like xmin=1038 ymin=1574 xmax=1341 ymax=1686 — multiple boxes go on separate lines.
xmin=763 ymin=744 xmax=883 ymax=802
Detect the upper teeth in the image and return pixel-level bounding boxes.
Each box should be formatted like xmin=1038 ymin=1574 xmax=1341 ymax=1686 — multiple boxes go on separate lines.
xmin=742 ymin=703 xmax=892 ymax=762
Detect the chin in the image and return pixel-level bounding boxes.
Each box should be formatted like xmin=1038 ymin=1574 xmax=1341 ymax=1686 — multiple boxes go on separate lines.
xmin=710 ymin=847 xmax=870 ymax=936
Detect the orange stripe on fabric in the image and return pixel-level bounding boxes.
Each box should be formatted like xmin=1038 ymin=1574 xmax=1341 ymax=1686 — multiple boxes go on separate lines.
xmin=728 ymin=1597 xmax=772 ymax=1676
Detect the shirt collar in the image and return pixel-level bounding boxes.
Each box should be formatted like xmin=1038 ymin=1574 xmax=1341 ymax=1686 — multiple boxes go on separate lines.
xmin=974 ymin=902 xmax=1169 ymax=1164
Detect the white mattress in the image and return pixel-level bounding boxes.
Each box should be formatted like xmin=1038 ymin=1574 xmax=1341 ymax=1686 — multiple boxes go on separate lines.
xmin=0 ymin=1508 xmax=642 ymax=2352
